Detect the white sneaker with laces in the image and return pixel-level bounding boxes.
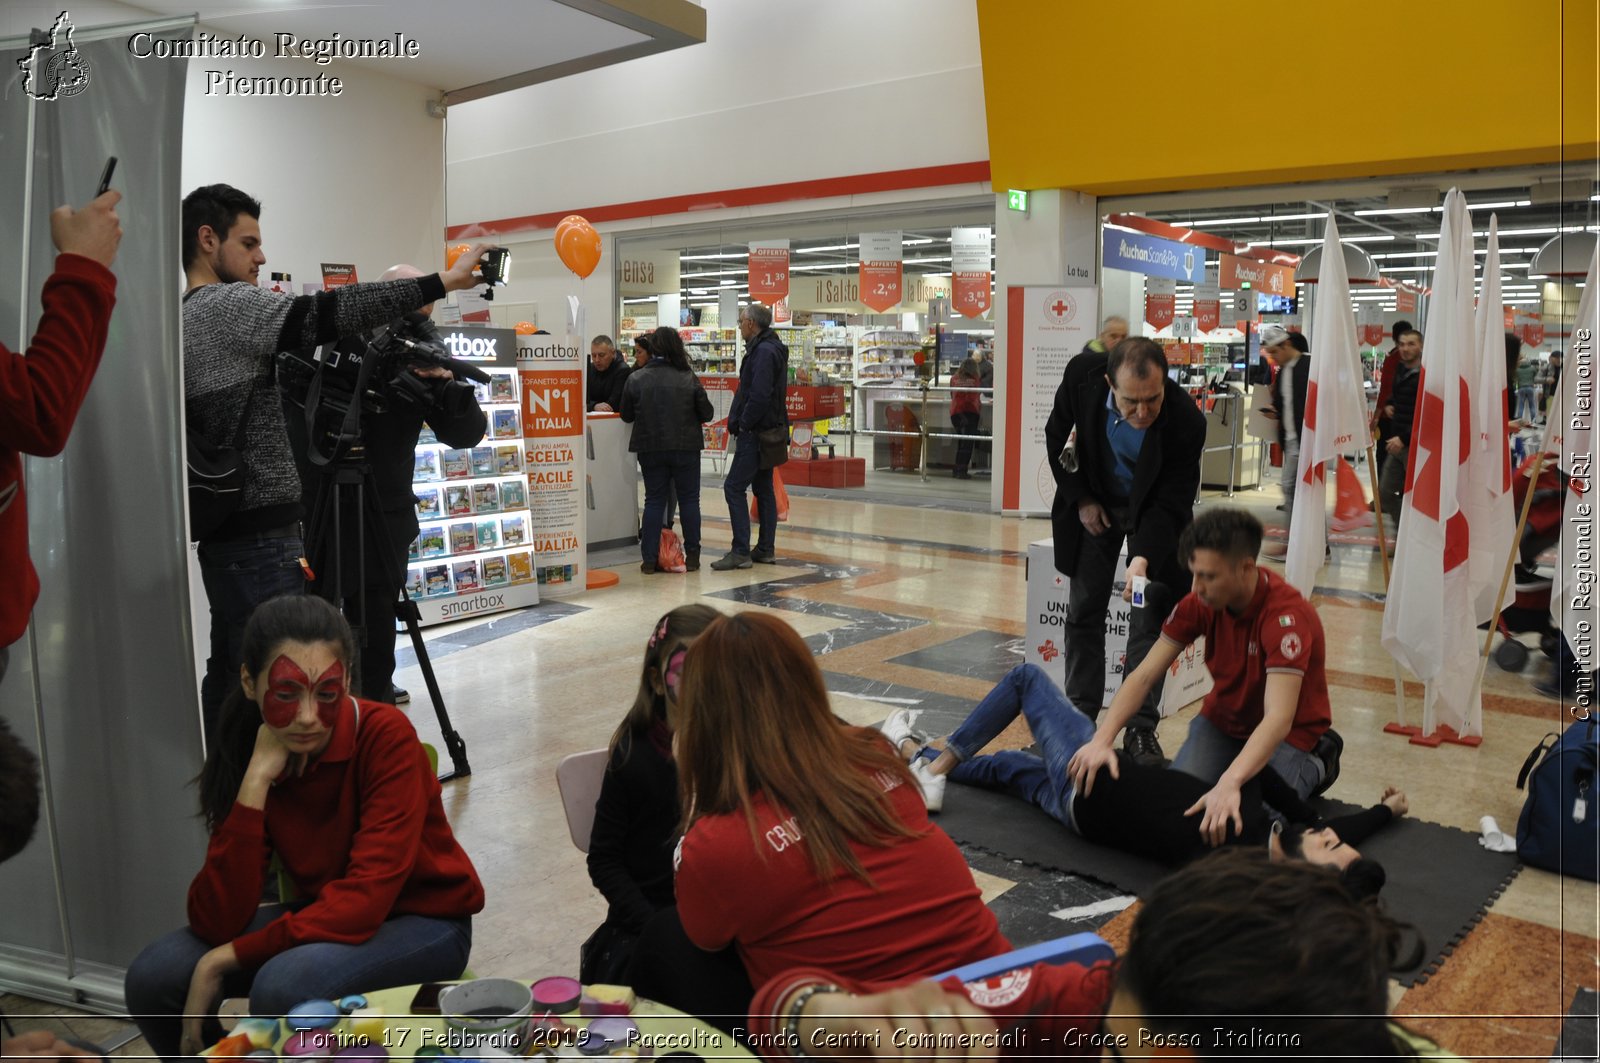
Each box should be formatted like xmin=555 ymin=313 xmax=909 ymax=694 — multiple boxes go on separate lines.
xmin=910 ymin=759 xmax=946 ymax=813
xmin=879 ymin=708 xmax=924 ymax=751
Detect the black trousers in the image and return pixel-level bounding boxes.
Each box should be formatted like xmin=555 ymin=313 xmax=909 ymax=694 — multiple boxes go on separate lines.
xmin=628 ymin=906 xmax=753 ymax=1039
xmin=1062 ymin=519 xmax=1168 ymax=731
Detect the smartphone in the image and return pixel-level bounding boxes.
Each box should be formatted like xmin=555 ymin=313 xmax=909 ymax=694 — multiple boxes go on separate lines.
xmin=96 ymin=156 xmax=117 ymax=197
xmin=409 ymin=981 xmax=448 ymax=1015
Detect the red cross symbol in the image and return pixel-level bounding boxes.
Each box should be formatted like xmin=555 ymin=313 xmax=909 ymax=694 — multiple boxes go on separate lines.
xmin=1051 ymin=299 xmax=1070 ymax=316
xmin=1038 ymin=639 xmax=1060 ymax=662
xmin=1404 ymin=370 xmax=1472 ymax=571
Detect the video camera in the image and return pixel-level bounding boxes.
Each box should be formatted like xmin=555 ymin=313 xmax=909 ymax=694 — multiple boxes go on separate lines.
xmin=279 ymin=311 xmax=492 ymax=462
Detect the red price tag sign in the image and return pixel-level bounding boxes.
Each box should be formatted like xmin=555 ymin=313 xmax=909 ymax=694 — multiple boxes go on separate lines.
xmin=953 ymin=271 xmax=991 ymax=317
xmin=749 ymin=247 xmax=791 ymax=305
xmin=860 ymin=260 xmax=902 ymax=312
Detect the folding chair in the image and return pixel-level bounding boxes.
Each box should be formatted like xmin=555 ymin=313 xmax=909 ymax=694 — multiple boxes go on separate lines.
xmin=555 ymin=748 xmax=610 ymax=853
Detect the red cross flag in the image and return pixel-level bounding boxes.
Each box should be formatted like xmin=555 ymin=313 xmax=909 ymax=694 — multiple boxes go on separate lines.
xmin=1286 ymin=215 xmax=1372 ymax=596
xmin=1466 ymin=216 xmax=1515 ymax=621
xmin=1550 ymin=241 xmax=1600 ymax=677
xmin=1380 ymin=190 xmax=1482 ymax=737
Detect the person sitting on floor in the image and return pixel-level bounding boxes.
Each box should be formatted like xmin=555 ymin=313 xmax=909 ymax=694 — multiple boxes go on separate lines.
xmin=748 ymin=849 xmax=1435 ymax=1060
xmin=1069 ymin=507 xmax=1344 ymax=851
xmin=582 ymin=604 xmax=721 ymax=984
xmin=882 ymin=662 xmax=1404 ymax=870
xmin=629 ymin=611 xmax=1012 ymax=1031
xmin=124 ymin=595 xmax=484 ymax=1061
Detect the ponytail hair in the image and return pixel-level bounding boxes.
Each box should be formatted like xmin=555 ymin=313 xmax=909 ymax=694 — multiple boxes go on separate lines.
xmin=196 ymin=595 xmax=355 ymax=831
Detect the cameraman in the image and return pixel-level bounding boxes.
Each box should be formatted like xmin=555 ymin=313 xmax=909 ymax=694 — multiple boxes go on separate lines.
xmin=182 ymin=183 xmax=491 ymax=741
xmin=285 ymin=264 xmax=487 ymax=705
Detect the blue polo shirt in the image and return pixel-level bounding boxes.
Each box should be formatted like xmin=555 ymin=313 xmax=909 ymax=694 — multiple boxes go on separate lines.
xmin=1104 ymin=391 xmax=1147 ymax=496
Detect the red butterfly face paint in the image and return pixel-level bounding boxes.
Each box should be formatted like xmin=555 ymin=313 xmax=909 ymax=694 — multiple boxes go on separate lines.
xmin=664 ymin=648 xmax=687 ymax=702
xmin=262 ymin=656 xmax=347 ymax=730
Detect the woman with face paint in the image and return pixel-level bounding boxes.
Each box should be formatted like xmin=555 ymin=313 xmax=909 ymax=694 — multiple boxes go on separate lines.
xmin=580 ymin=605 xmax=720 ymax=986
xmin=124 ymin=595 xmax=484 ymax=1061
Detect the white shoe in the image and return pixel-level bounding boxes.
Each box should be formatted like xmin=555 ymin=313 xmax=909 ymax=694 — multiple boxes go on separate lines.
xmin=910 ymin=759 xmax=946 ymax=813
xmin=879 ymin=708 xmax=924 ymax=751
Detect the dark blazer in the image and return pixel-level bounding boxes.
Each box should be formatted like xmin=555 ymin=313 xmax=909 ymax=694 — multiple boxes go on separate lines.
xmin=1043 ymin=351 xmax=1207 ymax=586
xmin=1271 ymin=354 xmax=1311 ymax=450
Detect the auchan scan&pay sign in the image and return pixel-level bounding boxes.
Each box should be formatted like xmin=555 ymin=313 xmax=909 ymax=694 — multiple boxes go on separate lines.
xmin=1025 ymin=538 xmax=1211 ymax=714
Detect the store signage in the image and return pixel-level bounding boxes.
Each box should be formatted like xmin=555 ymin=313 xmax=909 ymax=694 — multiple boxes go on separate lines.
xmin=1145 ymin=277 xmax=1176 ymax=330
xmin=748 ymin=240 xmax=790 ymax=307
xmin=1193 ymin=281 xmax=1220 ymax=333
xmin=517 ymin=330 xmax=587 ymax=596
xmin=1519 ymin=311 xmax=1544 ymax=347
xmin=617 ymin=251 xmax=679 ymax=297
xmin=789 ymin=273 xmax=950 ymax=314
xmin=859 ymin=230 xmax=904 ymax=313
xmin=441 ymin=326 xmax=518 ymax=367
xmin=1171 ymin=314 xmax=1197 ymax=339
xmin=456 ymin=286 xmax=493 ymax=324
xmin=320 ymin=262 xmax=357 ymax=289
xmin=1007 ymin=189 xmax=1029 ymax=212
xmin=1102 ymin=228 xmax=1205 ymax=283
xmin=1504 ymin=305 xmax=1516 ymax=331
xmin=1396 ymin=287 xmax=1417 ymax=314
xmin=1219 ymin=253 xmax=1294 ymax=296
xmin=1224 ymin=289 xmax=1254 ymax=324
xmin=1002 ymin=285 xmax=1097 ymax=515
xmin=952 ymin=226 xmax=993 ymax=317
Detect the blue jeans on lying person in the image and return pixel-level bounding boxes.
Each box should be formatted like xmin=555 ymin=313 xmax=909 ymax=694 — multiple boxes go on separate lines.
xmin=124 ymin=905 xmax=472 ymax=1061
xmin=920 ymin=663 xmax=1096 ymax=829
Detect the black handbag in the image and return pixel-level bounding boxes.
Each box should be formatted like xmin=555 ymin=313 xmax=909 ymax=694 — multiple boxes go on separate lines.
xmin=186 ymin=409 xmax=250 ymax=542
xmin=579 ymin=920 xmax=640 ymax=985
xmin=757 ymin=424 xmax=790 ymax=469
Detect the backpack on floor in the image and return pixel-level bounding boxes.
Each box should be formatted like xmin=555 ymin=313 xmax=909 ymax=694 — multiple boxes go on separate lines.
xmin=1515 ymin=717 xmax=1600 ymax=881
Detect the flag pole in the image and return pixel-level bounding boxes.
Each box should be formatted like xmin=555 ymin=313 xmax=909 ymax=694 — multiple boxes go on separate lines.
xmin=1481 ymin=449 xmax=1547 ymax=657
xmin=1366 ymin=443 xmax=1391 ymax=583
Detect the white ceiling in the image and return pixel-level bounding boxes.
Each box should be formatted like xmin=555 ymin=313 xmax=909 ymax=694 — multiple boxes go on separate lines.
xmin=4 ymin=0 xmax=705 ymax=103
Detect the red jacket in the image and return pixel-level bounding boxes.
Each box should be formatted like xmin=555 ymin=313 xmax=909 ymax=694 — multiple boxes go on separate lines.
xmin=0 ymin=255 xmax=117 ymax=646
xmin=187 ymin=699 xmax=484 ymax=968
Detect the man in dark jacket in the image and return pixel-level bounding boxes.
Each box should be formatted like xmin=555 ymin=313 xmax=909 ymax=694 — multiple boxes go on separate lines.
xmin=1378 ymin=328 xmax=1423 ymax=529
xmin=1043 ymin=337 xmax=1206 ymax=765
xmin=1259 ymin=326 xmax=1311 ymax=559
xmin=587 ymin=334 xmax=631 ymax=412
xmin=1080 ymin=315 xmax=1129 ymax=358
xmin=1370 ymin=319 xmax=1412 ymax=477
xmin=711 ymin=303 xmax=788 ymax=570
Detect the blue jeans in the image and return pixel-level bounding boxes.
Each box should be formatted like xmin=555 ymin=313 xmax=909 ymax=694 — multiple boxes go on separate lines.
xmin=124 ymin=905 xmax=472 ymax=1061
xmin=723 ymin=432 xmax=775 ymax=556
xmin=930 ymin=663 xmax=1096 ymax=828
xmin=640 ymin=451 xmax=701 ymax=563
xmin=1169 ymin=712 xmax=1324 ymax=799
xmin=1515 ymin=385 xmax=1537 ymax=422
xmin=197 ymin=530 xmax=306 ymax=742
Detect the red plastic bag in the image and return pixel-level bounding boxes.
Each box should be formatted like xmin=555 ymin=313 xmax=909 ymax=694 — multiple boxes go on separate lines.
xmin=1330 ymin=456 xmax=1374 ymax=532
xmin=658 ymin=527 xmax=687 ymax=573
xmin=750 ymin=469 xmax=791 ymax=523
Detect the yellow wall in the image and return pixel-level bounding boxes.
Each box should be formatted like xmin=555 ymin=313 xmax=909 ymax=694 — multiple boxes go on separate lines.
xmin=977 ymin=0 xmax=1598 ymax=195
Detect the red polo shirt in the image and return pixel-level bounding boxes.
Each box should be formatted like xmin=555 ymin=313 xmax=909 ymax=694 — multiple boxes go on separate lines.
xmin=1160 ymin=568 xmax=1330 ymax=752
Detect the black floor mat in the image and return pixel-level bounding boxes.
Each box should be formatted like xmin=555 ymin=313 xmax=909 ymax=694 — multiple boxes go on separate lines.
xmin=935 ymin=781 xmax=1523 ymax=987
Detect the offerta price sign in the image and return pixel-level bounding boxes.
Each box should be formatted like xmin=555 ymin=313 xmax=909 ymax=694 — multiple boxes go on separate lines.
xmin=859 ymin=230 xmax=903 ymax=312
xmin=517 ymin=334 xmax=587 ymax=596
xmin=748 ymin=240 xmax=790 ymax=308
xmin=952 ymin=226 xmax=993 ymax=318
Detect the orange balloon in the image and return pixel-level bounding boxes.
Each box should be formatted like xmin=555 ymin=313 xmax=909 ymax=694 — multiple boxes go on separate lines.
xmin=514 ymin=321 xmax=537 ymax=335
xmin=553 ymin=216 xmax=601 ymax=279
xmin=445 ymin=243 xmax=472 ymax=269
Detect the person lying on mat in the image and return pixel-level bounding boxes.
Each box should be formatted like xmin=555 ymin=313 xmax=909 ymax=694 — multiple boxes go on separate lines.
xmin=632 ymin=611 xmax=1012 ymax=1030
xmin=746 ymin=850 xmax=1438 ymax=1060
xmin=882 ymin=662 xmax=1405 ymax=871
xmin=1069 ymin=506 xmax=1345 ymax=847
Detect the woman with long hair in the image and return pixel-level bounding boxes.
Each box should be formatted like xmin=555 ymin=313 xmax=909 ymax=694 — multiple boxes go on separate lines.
xmin=620 ymin=325 xmax=713 ymax=573
xmin=124 ymin=595 xmax=483 ymax=1060
xmin=581 ymin=604 xmax=721 ymax=983
xmin=645 ymin=612 xmax=1009 ymax=1023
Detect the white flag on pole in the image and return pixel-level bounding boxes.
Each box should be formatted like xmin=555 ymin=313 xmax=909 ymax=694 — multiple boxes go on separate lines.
xmin=1466 ymin=216 xmax=1515 ymax=622
xmin=1550 ymin=242 xmax=1600 ymax=674
xmin=1286 ymin=215 xmax=1371 ymax=596
xmin=1380 ymin=189 xmax=1482 ymax=736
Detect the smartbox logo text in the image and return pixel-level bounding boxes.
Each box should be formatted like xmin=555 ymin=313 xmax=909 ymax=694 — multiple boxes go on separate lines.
xmin=19 ymin=11 xmax=91 ymax=101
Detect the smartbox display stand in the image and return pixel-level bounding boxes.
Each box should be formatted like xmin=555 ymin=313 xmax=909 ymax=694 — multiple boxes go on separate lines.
xmin=405 ymin=327 xmax=541 ymax=625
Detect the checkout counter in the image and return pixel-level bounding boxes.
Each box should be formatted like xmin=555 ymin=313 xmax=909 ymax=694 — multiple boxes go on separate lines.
xmin=586 ymin=413 xmax=639 ymax=548
xmin=858 ymin=382 xmax=993 ymax=472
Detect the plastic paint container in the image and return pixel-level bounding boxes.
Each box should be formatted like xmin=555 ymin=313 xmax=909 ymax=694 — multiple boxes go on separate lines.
xmin=440 ymin=978 xmax=536 ymax=1055
xmin=579 ymin=1018 xmax=638 ymax=1056
xmin=282 ymin=1030 xmax=339 ymax=1060
xmin=333 ymin=1045 xmax=389 ymax=1062
xmin=530 ymin=977 xmax=582 ymax=1015
xmin=287 ymin=1001 xmax=342 ymax=1031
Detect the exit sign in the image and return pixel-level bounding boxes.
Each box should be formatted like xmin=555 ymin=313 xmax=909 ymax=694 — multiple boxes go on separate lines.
xmin=1007 ymin=189 xmax=1029 ymax=212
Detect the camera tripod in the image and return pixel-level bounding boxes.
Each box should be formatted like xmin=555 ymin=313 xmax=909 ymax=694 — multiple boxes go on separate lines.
xmin=303 ymin=448 xmax=471 ymax=782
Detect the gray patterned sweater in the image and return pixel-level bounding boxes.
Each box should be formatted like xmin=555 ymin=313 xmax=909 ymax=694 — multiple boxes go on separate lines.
xmin=183 ymin=274 xmax=446 ymax=539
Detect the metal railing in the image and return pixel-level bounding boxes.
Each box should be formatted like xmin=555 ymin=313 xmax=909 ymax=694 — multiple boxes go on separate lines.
xmin=852 ymin=381 xmax=995 ymax=482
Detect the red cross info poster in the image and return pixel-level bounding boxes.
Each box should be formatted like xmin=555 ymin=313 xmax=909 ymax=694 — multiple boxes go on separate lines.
xmin=1003 ymin=286 xmax=1098 ymax=515
xmin=517 ymin=333 xmax=587 ymax=596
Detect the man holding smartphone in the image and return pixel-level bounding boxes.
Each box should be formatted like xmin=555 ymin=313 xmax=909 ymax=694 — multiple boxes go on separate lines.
xmin=0 ymin=189 xmax=122 ymax=681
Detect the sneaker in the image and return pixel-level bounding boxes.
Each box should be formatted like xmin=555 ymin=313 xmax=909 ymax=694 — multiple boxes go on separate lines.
xmin=878 ymin=708 xmax=928 ymax=753
xmin=1309 ymin=727 xmax=1343 ymax=797
xmin=710 ymin=551 xmax=752 ymax=571
xmin=751 ymin=548 xmax=777 ymax=564
xmin=640 ymin=560 xmax=658 ymax=574
xmin=392 ymin=686 xmax=410 ymax=705
xmin=909 ymin=759 xmax=946 ymax=813
xmin=685 ymin=550 xmax=701 ymax=573
xmin=1122 ymin=727 xmax=1165 ymax=767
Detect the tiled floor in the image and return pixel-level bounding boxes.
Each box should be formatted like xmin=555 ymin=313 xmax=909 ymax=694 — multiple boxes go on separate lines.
xmin=7 ymin=474 xmax=1595 ymax=1059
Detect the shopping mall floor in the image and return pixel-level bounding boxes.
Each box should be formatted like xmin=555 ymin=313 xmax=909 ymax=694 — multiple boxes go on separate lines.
xmin=6 ymin=479 xmax=1595 ymax=1060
